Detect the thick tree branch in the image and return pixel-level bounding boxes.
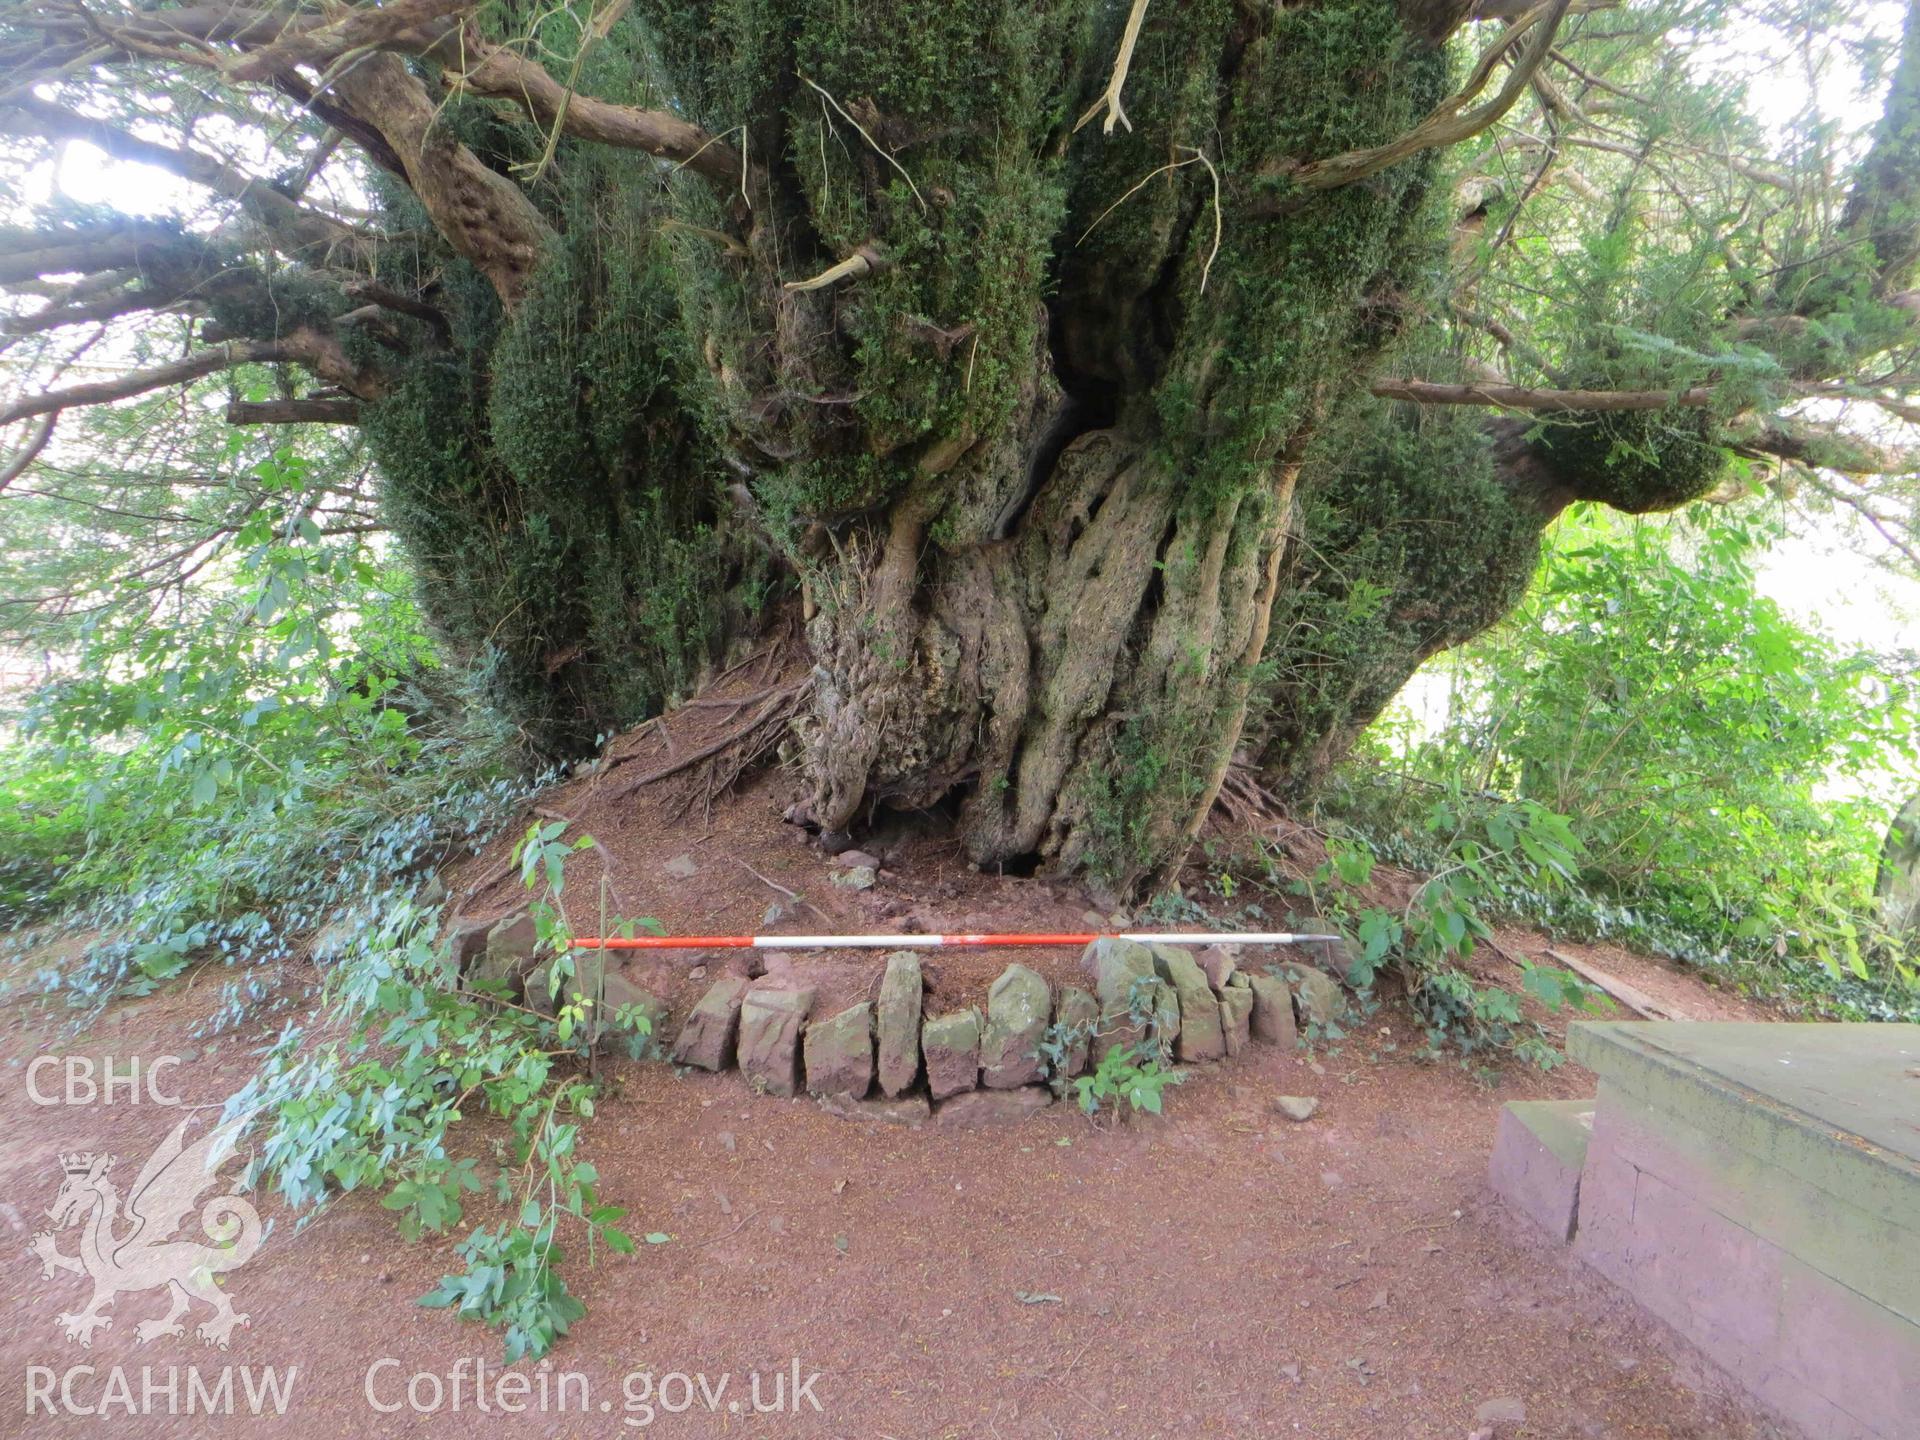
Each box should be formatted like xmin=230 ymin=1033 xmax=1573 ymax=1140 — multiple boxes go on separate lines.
xmin=1730 ymin=418 xmax=1920 ymax=476
xmin=343 ymin=279 xmax=450 ymax=342
xmin=1371 ymin=377 xmax=1716 ymax=410
xmin=266 ymin=69 xmax=408 ymax=179
xmin=323 ymin=53 xmax=551 ymax=305
xmin=0 ymin=3 xmax=750 ymax=304
xmin=1 ymin=282 xmax=192 ymax=336
xmin=0 ymin=414 xmax=56 ymax=492
xmin=2 ymin=7 xmax=541 ymax=301
xmin=227 ymin=396 xmax=362 ymax=425
xmin=441 ymin=34 xmax=744 ymax=183
xmin=0 ymin=220 xmax=208 ymax=286
xmin=1 ymin=341 xmax=296 ymax=424
xmin=222 ymin=0 xmax=471 ymax=79
xmin=1471 ymin=0 xmax=1615 ymax=19
xmin=0 ymin=328 xmax=385 ymax=425
xmin=210 ymin=0 xmax=743 ymax=182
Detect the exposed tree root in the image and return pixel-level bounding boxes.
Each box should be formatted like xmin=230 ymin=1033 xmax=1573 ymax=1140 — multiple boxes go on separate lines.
xmin=1214 ymin=761 xmax=1287 ymax=833
xmin=606 ymin=678 xmax=809 ymax=803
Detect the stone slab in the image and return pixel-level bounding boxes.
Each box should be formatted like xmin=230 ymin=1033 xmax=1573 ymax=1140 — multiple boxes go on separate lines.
xmin=1219 ymin=976 xmax=1253 ymax=1057
xmin=1488 ymin=1098 xmax=1592 ymax=1244
xmin=980 ymin=963 xmax=1051 ymax=1088
xmin=1248 ymin=973 xmax=1297 ymax=1048
xmin=1566 ymin=1021 xmax=1920 ymax=1440
xmin=817 ymin=1092 xmax=930 ymax=1127
xmin=803 ymin=1001 xmax=873 ymax=1100
xmin=1571 ymin=1021 xmax=1920 ymax=1167
xmin=1152 ymin=945 xmax=1225 ymax=1062
xmin=923 ymin=1008 xmax=981 ymax=1101
xmin=1575 ymin=1100 xmax=1918 ymax=1439
xmin=671 ymin=975 xmax=749 ymax=1071
xmin=1570 ymin=1022 xmax=1920 ymax=1248
xmin=737 ymin=986 xmax=814 ymax=1098
xmin=875 ymin=950 xmax=923 ymax=1097
xmin=1052 ymin=985 xmax=1098 ymax=1079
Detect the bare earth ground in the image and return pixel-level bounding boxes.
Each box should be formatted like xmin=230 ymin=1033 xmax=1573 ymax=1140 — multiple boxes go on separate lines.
xmin=0 ymin=732 xmax=1796 ymax=1439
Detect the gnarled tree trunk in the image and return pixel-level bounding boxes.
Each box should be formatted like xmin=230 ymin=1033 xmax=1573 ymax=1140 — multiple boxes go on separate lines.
xmin=360 ymin=0 xmax=1462 ymax=888
xmin=5 ymin=0 xmax=1916 ymax=894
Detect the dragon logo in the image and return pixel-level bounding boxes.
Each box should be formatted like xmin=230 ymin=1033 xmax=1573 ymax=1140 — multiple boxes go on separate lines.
xmin=27 ymin=1112 xmax=263 ymax=1348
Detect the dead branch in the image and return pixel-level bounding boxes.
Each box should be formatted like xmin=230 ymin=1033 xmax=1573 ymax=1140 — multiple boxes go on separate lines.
xmin=343 ymin=280 xmax=452 ymax=342
xmin=1540 ymin=947 xmax=1678 ymax=1020
xmin=2 ymin=327 xmax=385 ymax=426
xmin=1730 ymin=417 xmax=1920 ymax=476
xmin=784 ymin=249 xmax=878 ymax=293
xmin=1074 ymin=0 xmax=1151 ymax=136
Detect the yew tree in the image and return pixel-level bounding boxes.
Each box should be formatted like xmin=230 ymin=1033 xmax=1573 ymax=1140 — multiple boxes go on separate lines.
xmin=3 ymin=0 xmax=1917 ymax=889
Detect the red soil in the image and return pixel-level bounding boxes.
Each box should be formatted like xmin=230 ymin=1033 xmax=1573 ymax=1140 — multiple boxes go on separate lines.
xmin=0 ymin=708 xmax=1791 ymax=1439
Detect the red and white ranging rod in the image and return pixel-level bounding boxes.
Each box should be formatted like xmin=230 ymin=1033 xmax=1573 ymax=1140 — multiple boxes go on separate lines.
xmin=570 ymin=930 xmax=1341 ymax=951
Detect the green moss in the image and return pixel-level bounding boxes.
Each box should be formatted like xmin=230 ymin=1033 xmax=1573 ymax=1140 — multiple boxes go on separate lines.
xmin=1078 ymin=712 xmax=1202 ymax=887
xmin=205 ymin=266 xmax=347 ymax=340
xmin=1155 ymin=0 xmax=1452 ymax=516
xmin=644 ymin=0 xmax=793 ymax=130
xmin=644 ymin=0 xmax=1089 ymax=536
xmin=1045 ymin=0 xmax=1452 ymax=523
xmin=360 ymin=140 xmax=772 ymax=754
xmin=1260 ymin=401 xmax=1545 ymax=793
xmin=1530 ymin=406 xmax=1728 ymax=514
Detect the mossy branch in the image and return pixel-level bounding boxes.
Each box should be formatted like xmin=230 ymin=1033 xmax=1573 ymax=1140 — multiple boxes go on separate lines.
xmin=1371 ymin=377 xmax=1715 ymax=411
xmin=1287 ymin=0 xmax=1573 ymax=192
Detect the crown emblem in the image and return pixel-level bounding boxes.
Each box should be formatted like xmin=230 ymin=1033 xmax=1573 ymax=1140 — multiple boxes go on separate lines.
xmin=58 ymin=1152 xmax=100 ymax=1175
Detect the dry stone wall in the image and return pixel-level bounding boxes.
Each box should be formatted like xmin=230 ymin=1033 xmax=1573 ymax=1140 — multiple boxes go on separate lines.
xmin=458 ymin=919 xmax=1341 ymax=1126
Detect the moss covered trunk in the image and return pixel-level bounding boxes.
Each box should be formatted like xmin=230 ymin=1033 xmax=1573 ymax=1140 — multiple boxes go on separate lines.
xmin=802 ymin=423 xmax=1297 ymax=882
xmin=359 ymin=0 xmax=1486 ymax=886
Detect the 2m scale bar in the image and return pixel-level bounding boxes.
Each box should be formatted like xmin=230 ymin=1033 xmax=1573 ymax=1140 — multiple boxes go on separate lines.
xmin=570 ymin=931 xmax=1341 ymax=951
